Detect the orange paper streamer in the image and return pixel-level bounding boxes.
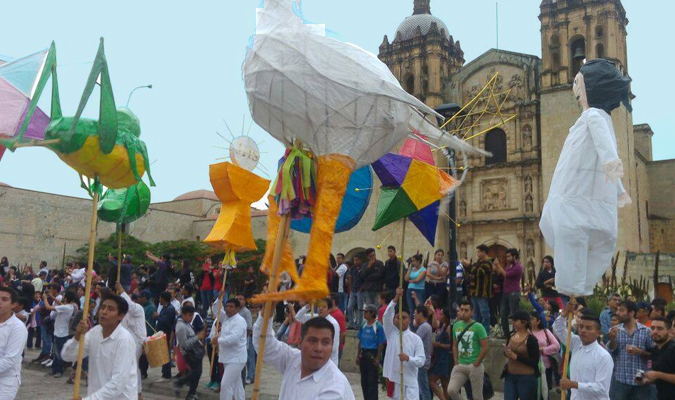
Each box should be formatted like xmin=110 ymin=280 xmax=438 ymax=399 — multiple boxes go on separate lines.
xmin=253 ymin=154 xmax=355 ymax=302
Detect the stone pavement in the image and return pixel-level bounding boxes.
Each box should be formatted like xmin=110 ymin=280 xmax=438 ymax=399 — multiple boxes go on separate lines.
xmin=19 ymin=347 xmax=504 ymax=399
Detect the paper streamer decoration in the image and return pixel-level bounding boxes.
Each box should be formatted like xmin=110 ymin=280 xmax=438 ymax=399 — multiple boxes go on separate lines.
xmin=291 ymin=165 xmax=373 ymax=234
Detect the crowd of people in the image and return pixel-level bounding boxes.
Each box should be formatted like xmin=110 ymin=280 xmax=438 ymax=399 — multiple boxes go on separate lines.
xmin=0 ymin=244 xmax=673 ymax=400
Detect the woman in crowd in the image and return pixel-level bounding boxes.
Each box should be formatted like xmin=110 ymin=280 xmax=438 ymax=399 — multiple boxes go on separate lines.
xmin=530 ymin=311 xmax=560 ymax=398
xmin=429 ymin=307 xmax=452 ymax=400
xmin=405 ymin=254 xmax=426 ymax=314
xmin=502 ymin=310 xmax=541 ymax=400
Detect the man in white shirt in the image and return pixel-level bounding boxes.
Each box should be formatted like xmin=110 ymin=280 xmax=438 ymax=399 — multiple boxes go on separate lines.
xmin=383 ymin=288 xmax=427 ymax=400
xmin=181 ymin=283 xmax=196 ymax=307
xmin=116 ymin=282 xmax=147 ymax=398
xmin=211 ymin=298 xmax=248 ymax=400
xmin=295 ymin=298 xmax=341 ymax=365
xmin=0 ymin=287 xmax=28 ymax=399
xmin=235 ymin=294 xmax=256 ymax=385
xmin=553 ymin=302 xmax=613 ymax=400
xmin=43 ymin=289 xmax=78 ymax=378
xmin=335 ymin=253 xmax=349 ymax=313
xmin=63 ymin=294 xmax=138 ymax=400
xmin=253 ymin=310 xmax=355 ymax=399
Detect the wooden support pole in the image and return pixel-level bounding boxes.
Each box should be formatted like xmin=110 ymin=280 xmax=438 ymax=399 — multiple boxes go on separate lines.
xmin=116 ymin=224 xmax=123 ymax=286
xmin=251 ymin=214 xmax=291 ymax=400
xmin=398 ymin=218 xmax=407 ymax=400
xmin=72 ymin=190 xmax=99 ymax=399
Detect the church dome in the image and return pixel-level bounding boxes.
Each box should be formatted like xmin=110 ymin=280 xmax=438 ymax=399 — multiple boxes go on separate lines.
xmin=173 ymin=190 xmax=218 ymax=201
xmin=395 ymin=14 xmax=451 ymax=41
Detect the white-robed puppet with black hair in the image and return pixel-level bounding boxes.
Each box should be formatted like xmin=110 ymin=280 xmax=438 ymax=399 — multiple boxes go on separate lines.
xmin=540 ymin=59 xmax=632 ymax=296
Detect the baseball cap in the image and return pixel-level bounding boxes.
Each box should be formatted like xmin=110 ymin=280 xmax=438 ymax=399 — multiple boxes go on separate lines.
xmin=362 ymin=304 xmax=378 ymax=313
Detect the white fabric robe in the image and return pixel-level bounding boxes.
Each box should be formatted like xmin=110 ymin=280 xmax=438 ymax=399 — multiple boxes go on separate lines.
xmin=382 ymin=300 xmax=426 ymax=395
xmin=540 ymin=107 xmax=630 ymax=295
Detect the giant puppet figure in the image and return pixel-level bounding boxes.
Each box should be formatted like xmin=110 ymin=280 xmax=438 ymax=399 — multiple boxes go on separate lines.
xmin=540 ymin=59 xmax=632 ymax=296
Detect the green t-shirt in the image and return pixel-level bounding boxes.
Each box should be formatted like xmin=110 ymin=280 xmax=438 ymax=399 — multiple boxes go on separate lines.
xmin=453 ymin=320 xmax=487 ymax=365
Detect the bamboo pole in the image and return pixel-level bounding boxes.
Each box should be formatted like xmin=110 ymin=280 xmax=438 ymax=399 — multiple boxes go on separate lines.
xmin=116 ymin=224 xmax=123 ymax=286
xmin=209 ymin=258 xmax=231 ymax=377
xmin=398 ymin=218 xmax=407 ymax=400
xmin=251 ymin=214 xmax=291 ymax=400
xmin=73 ymin=190 xmax=100 ymax=399
xmin=561 ymin=297 xmax=575 ymax=400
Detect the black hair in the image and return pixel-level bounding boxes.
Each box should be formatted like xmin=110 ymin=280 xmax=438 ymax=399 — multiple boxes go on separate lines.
xmin=412 ymin=254 xmax=423 ymax=263
xmin=618 ymin=300 xmax=637 ymax=316
xmin=387 ymin=245 xmax=396 ymax=252
xmin=543 ymin=255 xmax=555 ymax=269
xmin=415 ymin=305 xmax=428 ymax=319
xmin=15 ymin=297 xmax=26 ymax=306
xmin=530 ymin=311 xmax=544 ymax=330
xmin=181 ymin=304 xmax=196 ymax=315
xmin=300 ymin=316 xmax=335 ymax=341
xmin=547 ymin=299 xmax=560 ymax=314
xmin=435 ymin=249 xmax=445 ymax=256
xmin=651 ymin=316 xmax=672 ymax=330
xmin=102 ymin=294 xmax=129 ymax=315
xmin=379 ymin=291 xmax=391 ymax=303
xmin=64 ymin=290 xmax=77 ymax=304
xmin=225 ymin=298 xmax=241 ymax=308
xmin=365 ymin=248 xmax=376 ymax=256
xmin=652 ymin=298 xmax=668 ymax=307
xmin=182 ymin=283 xmax=194 ymax=295
xmin=652 ymin=302 xmax=666 ymax=316
xmin=336 ymin=253 xmax=345 ymax=258
xmin=667 ymin=310 xmax=675 ymax=323
xmin=476 ymin=244 xmax=490 ymax=254
xmin=160 ymin=291 xmax=171 ymax=303
xmin=579 ymin=312 xmax=602 ymax=330
xmin=506 ymin=248 xmax=520 ymax=260
xmin=458 ymin=299 xmax=473 ymax=310
xmin=441 ymin=307 xmax=451 ymax=322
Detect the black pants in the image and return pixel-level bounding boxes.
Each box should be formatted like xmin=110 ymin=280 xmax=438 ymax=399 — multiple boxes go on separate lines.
xmin=161 ymin=341 xmax=172 ymax=379
xmin=360 ymin=349 xmax=379 ymax=400
xmin=207 ymin=342 xmax=221 ymax=382
xmin=139 ymin=354 xmax=149 ymax=377
xmin=176 ymin=354 xmax=203 ymax=396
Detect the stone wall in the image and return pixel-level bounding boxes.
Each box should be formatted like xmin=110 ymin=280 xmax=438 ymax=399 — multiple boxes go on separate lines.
xmin=625 ymin=252 xmax=675 ymax=297
xmin=648 ymin=159 xmax=675 ymax=219
xmin=650 ymin=220 xmax=675 ymax=253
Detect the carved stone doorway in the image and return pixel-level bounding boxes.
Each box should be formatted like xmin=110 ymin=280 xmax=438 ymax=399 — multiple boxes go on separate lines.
xmin=488 ymin=244 xmax=507 ymax=271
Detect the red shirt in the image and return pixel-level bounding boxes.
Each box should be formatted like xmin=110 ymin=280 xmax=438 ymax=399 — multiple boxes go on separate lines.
xmin=329 ymin=308 xmax=346 ymax=351
xmin=201 ymin=264 xmax=213 ymax=290
xmin=378 ymin=305 xmax=386 ymax=324
xmin=213 ymin=269 xmax=223 ymax=291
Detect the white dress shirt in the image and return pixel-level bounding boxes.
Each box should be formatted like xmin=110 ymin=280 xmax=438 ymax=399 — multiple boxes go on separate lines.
xmin=253 ymin=317 xmax=355 ymax=400
xmin=382 ymin=300 xmax=426 ymax=387
xmin=62 ymin=323 xmax=138 ymax=400
xmin=120 ymin=292 xmax=147 ymax=348
xmin=336 ymin=264 xmax=348 ymax=293
xmin=295 ymin=305 xmax=340 ymax=365
xmin=553 ymin=315 xmax=613 ymax=400
xmin=53 ymin=303 xmax=76 ymax=338
xmin=217 ymin=311 xmax=248 ymax=364
xmin=0 ymin=314 xmax=28 ymax=399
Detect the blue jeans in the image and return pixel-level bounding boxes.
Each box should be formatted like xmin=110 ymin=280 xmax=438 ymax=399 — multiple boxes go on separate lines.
xmin=418 ymin=367 xmax=431 ymax=400
xmin=52 ymin=335 xmax=72 ymax=374
xmin=201 ymin=289 xmax=213 ymax=316
xmin=609 ymin=378 xmax=657 ymax=400
xmin=246 ymin=335 xmax=257 ymax=381
xmin=504 ymin=373 xmax=538 ymax=400
xmin=472 ymin=297 xmax=491 ymax=335
xmin=39 ymin=327 xmax=52 ymax=356
xmin=357 ymin=292 xmax=366 ymax=327
xmin=337 ymin=292 xmax=347 ymax=313
xmin=407 ymin=288 xmax=426 ymax=316
xmin=347 ymin=292 xmax=359 ymax=328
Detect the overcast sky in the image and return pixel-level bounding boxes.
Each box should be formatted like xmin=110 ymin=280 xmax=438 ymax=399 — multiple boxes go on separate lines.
xmin=0 ymin=0 xmax=671 ymax=202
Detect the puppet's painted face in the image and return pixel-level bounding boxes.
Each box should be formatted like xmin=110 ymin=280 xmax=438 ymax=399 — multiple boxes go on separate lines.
xmin=573 ymin=72 xmax=589 ymax=110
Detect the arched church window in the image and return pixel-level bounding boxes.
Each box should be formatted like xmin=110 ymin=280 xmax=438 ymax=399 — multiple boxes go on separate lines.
xmin=484 ymin=129 xmax=507 ymax=165
xmin=595 ymin=25 xmax=604 ymax=38
xmin=406 ymin=75 xmax=415 ymax=95
xmin=570 ymin=36 xmax=586 ymax=77
xmin=596 ymin=43 xmax=605 ymax=59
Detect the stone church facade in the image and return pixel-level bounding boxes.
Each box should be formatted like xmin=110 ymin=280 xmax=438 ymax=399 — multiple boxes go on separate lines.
xmin=372 ymin=0 xmax=675 ymax=278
